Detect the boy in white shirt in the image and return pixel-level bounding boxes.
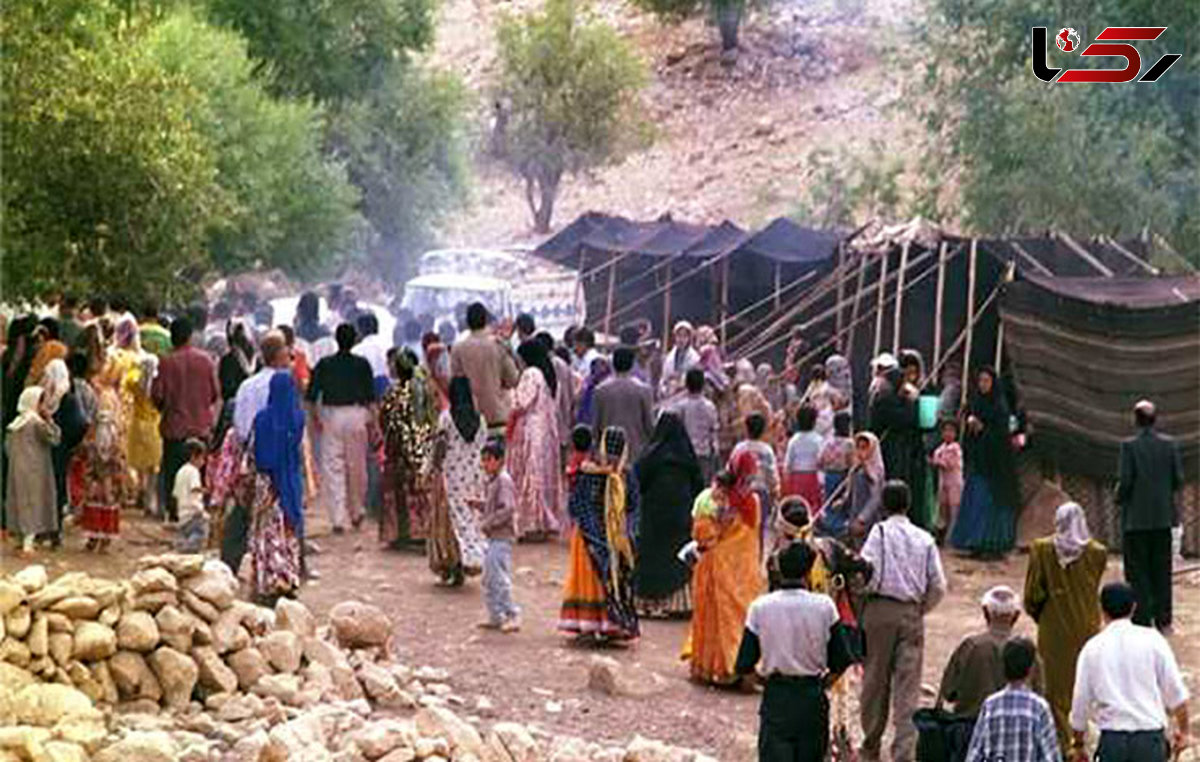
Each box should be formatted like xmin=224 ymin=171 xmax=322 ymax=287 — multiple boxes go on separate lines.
xmin=173 ymin=438 xmax=209 ymax=552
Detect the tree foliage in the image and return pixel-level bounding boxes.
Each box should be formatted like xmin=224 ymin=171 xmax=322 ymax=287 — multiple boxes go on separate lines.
xmin=1 ymin=0 xmax=223 ymax=303
xmin=910 ymin=0 xmax=1198 ymax=262
xmin=632 ymin=0 xmax=748 ymax=51
xmin=494 ymin=0 xmax=649 ymax=232
xmin=143 ymin=12 xmax=362 ymax=278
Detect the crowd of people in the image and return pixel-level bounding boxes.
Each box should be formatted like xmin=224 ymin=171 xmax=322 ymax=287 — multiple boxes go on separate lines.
xmin=0 ymin=291 xmax=1191 ymax=762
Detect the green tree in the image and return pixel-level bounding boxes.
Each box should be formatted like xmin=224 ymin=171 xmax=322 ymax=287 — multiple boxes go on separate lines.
xmin=910 ymin=0 xmax=1198 ymax=262
xmin=1 ymin=0 xmax=224 ymax=303
xmin=143 ymin=12 xmax=362 ymax=279
xmin=494 ymin=0 xmax=649 ymax=232
xmin=631 ymin=0 xmax=747 ymax=52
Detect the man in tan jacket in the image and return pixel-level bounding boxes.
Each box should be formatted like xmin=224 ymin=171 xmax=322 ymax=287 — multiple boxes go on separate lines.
xmin=450 ymin=303 xmax=519 ymax=434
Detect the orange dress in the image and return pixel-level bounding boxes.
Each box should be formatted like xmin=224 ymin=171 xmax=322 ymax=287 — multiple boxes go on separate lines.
xmin=682 ymin=490 xmax=764 ymax=684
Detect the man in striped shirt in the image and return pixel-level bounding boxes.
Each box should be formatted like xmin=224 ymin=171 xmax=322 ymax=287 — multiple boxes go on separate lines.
xmin=966 ymin=638 xmax=1061 ymax=762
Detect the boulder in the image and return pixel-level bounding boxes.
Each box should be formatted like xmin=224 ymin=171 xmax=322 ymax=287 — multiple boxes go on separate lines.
xmin=0 ymin=581 xmax=24 ymax=616
xmin=379 ymin=750 xmax=417 ymax=762
xmin=0 ymin=640 xmax=31 ymax=668
xmin=48 ymin=633 xmax=73 ymax=667
xmin=275 ymin=598 xmax=316 ymax=637
xmin=0 ymin=726 xmax=51 ymax=760
xmin=109 ymin=651 xmax=161 ymax=702
xmin=265 ymin=711 xmax=332 ymax=762
xmin=487 ymin=723 xmax=541 ymax=762
xmin=44 ymin=612 xmax=73 ymax=633
xmin=192 ymin=646 xmax=239 ymax=695
xmin=329 ymin=602 xmax=391 ymax=649
xmin=136 ymin=553 xmax=205 ymax=578
xmin=179 ymin=590 xmax=220 ymax=624
xmin=212 ymin=609 xmax=252 ymax=655
xmin=228 ymin=647 xmax=271 ymax=691
xmin=98 ymin=606 xmax=120 ymax=627
xmin=92 ymin=660 xmax=119 ymax=705
xmin=586 ymin=656 xmax=668 ymax=699
xmin=304 ymin=637 xmax=351 ymax=671
xmin=13 ymin=684 xmax=100 ymax=727
xmin=231 ymin=729 xmax=270 ymax=762
xmin=213 ymin=693 xmax=265 ymax=723
xmin=350 ymin=719 xmax=417 ymax=760
xmin=6 ymin=604 xmax=31 ymax=638
xmin=181 ymin=561 xmax=237 ymax=611
xmin=52 ymin=711 xmax=108 ymax=752
xmin=260 ymin=630 xmax=303 ymax=674
xmin=116 ymin=611 xmax=160 ymax=653
xmin=50 ymin=597 xmax=101 ymax=620
xmin=130 ymin=568 xmax=178 ymax=596
xmin=27 ymin=615 xmax=49 ymax=657
xmin=66 ymin=661 xmax=102 ymax=703
xmin=0 ymin=664 xmax=36 ymax=693
xmin=72 ymin=622 xmax=117 ymax=661
xmin=13 ymin=565 xmax=48 ymax=593
xmin=332 ymin=665 xmax=366 ymax=702
xmin=413 ymin=707 xmax=484 ymax=759
xmin=43 ymin=740 xmax=89 ymax=762
xmin=148 ymin=646 xmax=198 ymax=710
xmin=252 ymin=673 xmax=302 ymax=706
xmin=154 ymin=605 xmax=195 ymax=652
xmin=128 ymin=591 xmax=178 ymax=614
xmin=93 ymin=731 xmax=178 ymax=762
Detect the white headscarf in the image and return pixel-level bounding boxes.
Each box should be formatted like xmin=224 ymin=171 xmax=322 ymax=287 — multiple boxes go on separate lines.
xmin=980 ymin=585 xmax=1019 ymax=616
xmin=1053 ymin=502 xmax=1091 ymax=567
xmin=40 ymin=359 xmax=70 ymax=416
xmin=853 ymin=431 xmax=885 ymax=484
xmin=8 ymin=386 xmax=45 ymax=432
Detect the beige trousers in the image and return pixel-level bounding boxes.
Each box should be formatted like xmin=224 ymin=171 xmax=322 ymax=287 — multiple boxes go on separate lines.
xmin=859 ymin=597 xmax=925 ymax=762
xmin=318 ymin=405 xmax=369 ymax=529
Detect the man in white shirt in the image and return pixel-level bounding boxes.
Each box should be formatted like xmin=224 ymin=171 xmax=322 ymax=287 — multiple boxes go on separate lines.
xmin=859 ymin=480 xmax=947 ymax=762
xmin=1069 ymin=582 xmax=1190 ymax=762
xmin=735 ymin=541 xmax=855 ymax=762
xmin=351 ymin=312 xmax=390 ymax=380
xmin=232 ymin=332 xmax=290 ymax=443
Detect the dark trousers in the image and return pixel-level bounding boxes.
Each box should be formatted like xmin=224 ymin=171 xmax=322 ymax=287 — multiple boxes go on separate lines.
xmin=1097 ymin=730 xmax=1168 ymax=762
xmin=759 ymin=676 xmax=828 ymax=762
xmin=160 ymin=438 xmax=188 ymax=522
xmin=1123 ymin=529 xmax=1172 ymax=628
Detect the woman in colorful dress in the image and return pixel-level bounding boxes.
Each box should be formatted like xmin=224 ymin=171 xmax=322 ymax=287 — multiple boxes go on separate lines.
xmin=816 ymin=431 xmax=885 ymax=547
xmin=420 ymin=333 xmax=451 ymax=413
xmin=575 ymin=356 xmax=612 ymax=427
xmin=248 ymin=372 xmax=304 ymax=603
xmin=683 ymin=451 xmax=765 ymax=685
xmin=951 ymin=366 xmax=1020 ymax=557
xmin=508 ymin=340 xmax=561 ymax=541
xmin=559 ymin=427 xmax=640 ymax=643
xmin=427 ymin=377 xmax=488 ymax=586
xmin=79 ymin=361 xmax=129 ymax=552
xmin=110 ymin=316 xmax=161 ymax=514
xmin=634 ymin=412 xmax=703 ymax=618
xmin=379 ymin=349 xmax=435 ymax=550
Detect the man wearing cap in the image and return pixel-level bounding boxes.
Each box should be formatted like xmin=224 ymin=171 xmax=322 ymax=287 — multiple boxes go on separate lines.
xmin=1116 ymin=400 xmax=1183 ymax=633
xmin=735 ymin=541 xmax=856 ymax=762
xmin=1069 ymin=582 xmax=1190 ymax=762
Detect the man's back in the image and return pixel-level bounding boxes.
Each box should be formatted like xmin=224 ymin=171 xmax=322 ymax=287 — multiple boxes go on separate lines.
xmin=153 ymin=346 xmax=218 ymax=440
xmin=451 ymin=332 xmax=516 ymax=426
xmin=1117 ymin=429 xmax=1183 ymax=531
xmin=940 ymin=631 xmax=1008 ymax=718
xmin=594 ymin=376 xmax=653 ymax=458
xmin=967 ymin=686 xmax=1060 ymax=762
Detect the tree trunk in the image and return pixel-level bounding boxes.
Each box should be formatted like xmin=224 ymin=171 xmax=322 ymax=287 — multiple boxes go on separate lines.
xmin=524 ymin=168 xmax=561 ymax=234
xmin=715 ymin=2 xmax=742 ymax=52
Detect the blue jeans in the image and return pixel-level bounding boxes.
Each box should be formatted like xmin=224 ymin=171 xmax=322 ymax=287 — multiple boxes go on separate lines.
xmin=176 ymin=513 xmax=209 ymax=553
xmin=483 ymin=539 xmax=519 ymax=624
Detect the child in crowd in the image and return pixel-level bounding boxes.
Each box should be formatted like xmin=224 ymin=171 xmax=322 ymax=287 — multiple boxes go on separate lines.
xmin=479 ymin=439 xmax=521 ymax=633
xmin=6 ymin=387 xmax=62 ymax=556
xmin=566 ymin=424 xmax=593 ymax=494
xmin=730 ymin=412 xmax=780 ymax=541
xmin=930 ymin=419 xmax=964 ymax=544
xmin=783 ymin=405 xmax=824 ymax=513
xmin=818 ymin=411 xmax=856 ymax=501
xmin=173 ymin=438 xmax=209 ymax=552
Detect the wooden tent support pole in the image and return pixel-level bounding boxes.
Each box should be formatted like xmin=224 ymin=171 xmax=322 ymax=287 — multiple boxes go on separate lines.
xmin=932 ymin=241 xmax=947 ymax=371
xmin=720 ymin=257 xmax=730 ymax=349
xmin=604 ymin=252 xmax=617 ymax=336
xmin=774 ymin=263 xmax=782 ymax=310
xmin=725 ymin=268 xmax=823 ymax=351
xmin=835 ymin=243 xmax=846 ymax=351
xmin=892 ymin=240 xmax=910 ymax=354
xmin=1055 ymin=229 xmax=1114 ymax=277
xmin=920 ymin=283 xmax=1002 ymax=393
xmin=960 ymin=239 xmax=978 ymax=409
xmin=1104 ymin=235 xmax=1159 ymax=275
xmin=872 ymin=247 xmax=890 ymax=359
xmin=663 ymin=264 xmax=673 ymax=347
xmin=845 ymin=250 xmax=870 ymax=361
xmin=993 ymin=262 xmax=1015 ymax=370
xmin=1009 ymin=240 xmax=1054 ymax=277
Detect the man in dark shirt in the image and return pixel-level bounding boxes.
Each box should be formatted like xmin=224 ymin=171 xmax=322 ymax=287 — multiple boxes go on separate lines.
xmin=1117 ymin=400 xmax=1184 ymax=633
xmin=307 ymin=323 xmax=375 ymax=533
xmin=151 ymin=316 xmax=219 ymax=522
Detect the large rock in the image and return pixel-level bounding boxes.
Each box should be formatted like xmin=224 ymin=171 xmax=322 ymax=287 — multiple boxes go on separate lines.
xmin=413 ymin=707 xmax=484 ymax=759
xmin=6 ymin=604 xmax=31 ymax=639
xmin=72 ymin=622 xmax=117 ymax=661
xmin=116 ymin=612 xmax=160 ymax=653
xmin=179 ymin=590 xmax=220 ymax=624
xmin=48 ymin=633 xmax=73 ymax=668
xmin=329 ymin=602 xmax=391 ymax=649
xmin=275 ymin=598 xmax=316 ymax=637
xmin=0 ymin=639 xmax=32 ymax=668
xmin=260 ymin=630 xmax=302 ymax=674
xmin=93 ymin=731 xmax=178 ymax=762
xmin=487 ymin=723 xmax=541 ymax=762
xmin=586 ymin=656 xmax=668 ymax=698
xmin=181 ymin=561 xmax=237 ymax=611
xmin=148 ymin=646 xmax=198 ymax=709
xmin=351 ymin=720 xmax=417 ymax=760
xmin=43 ymin=740 xmax=90 ymax=762
xmin=27 ymin=615 xmax=49 ymax=657
xmin=0 ymin=581 xmax=25 ymax=616
xmin=303 ymin=637 xmax=351 ymax=671
xmin=227 ymin=647 xmax=270 ymax=691
xmin=212 ymin=609 xmax=251 ymax=655
xmin=265 ymin=711 xmax=332 ymax=762
xmin=50 ymin=597 xmax=101 ymax=620
xmin=252 ymin=673 xmax=302 ymax=706
xmin=136 ymin=553 xmax=205 ymax=578
xmin=13 ymin=684 xmax=100 ymax=727
xmin=109 ymin=651 xmax=162 ymax=702
xmin=130 ymin=568 xmax=177 ymax=596
xmin=13 ymin=565 xmax=48 ymax=593
xmin=154 ymin=605 xmax=195 ymax=652
xmin=192 ymin=646 xmax=239 ymax=695
xmin=357 ymin=662 xmax=411 ymax=708
xmin=0 ymin=663 xmax=36 ymax=693
xmin=128 ymin=591 xmax=178 ymax=614
xmin=92 ymin=660 xmax=119 ymax=705
xmin=0 ymin=726 xmax=52 ymax=760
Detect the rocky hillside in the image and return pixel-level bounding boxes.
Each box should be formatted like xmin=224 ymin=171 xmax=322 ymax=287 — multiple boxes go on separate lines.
xmin=431 ymin=0 xmax=919 ymax=246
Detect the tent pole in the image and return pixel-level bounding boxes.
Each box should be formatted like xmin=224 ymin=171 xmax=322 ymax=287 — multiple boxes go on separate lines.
xmin=604 ymin=252 xmax=617 ymax=336
xmin=993 ymin=261 xmax=1015 ymax=370
xmin=663 ymin=263 xmax=673 ymax=347
xmin=961 ymin=238 xmax=978 ymax=409
xmin=892 ymin=240 xmax=910 ymax=354
xmin=932 ymin=241 xmax=947 ymax=371
xmin=872 ymin=247 xmax=890 ymax=359
xmin=725 ymin=268 xmax=822 ymax=351
xmin=846 ymin=250 xmax=869 ymax=361
xmin=720 ymin=257 xmax=730 ymax=349
xmin=835 ymin=243 xmax=846 ymax=351
xmin=1055 ymin=229 xmax=1114 ymax=277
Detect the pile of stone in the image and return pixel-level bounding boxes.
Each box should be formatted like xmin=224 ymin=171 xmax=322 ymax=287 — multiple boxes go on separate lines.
xmin=0 ymin=557 xmax=718 ymax=762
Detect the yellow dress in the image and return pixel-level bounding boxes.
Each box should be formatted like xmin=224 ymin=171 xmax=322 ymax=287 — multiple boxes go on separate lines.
xmin=682 ymin=490 xmax=764 ymax=684
xmin=113 ymin=349 xmax=162 ymax=473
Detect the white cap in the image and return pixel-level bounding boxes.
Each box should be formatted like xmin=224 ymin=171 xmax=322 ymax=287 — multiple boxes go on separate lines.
xmin=872 ymin=352 xmax=898 ymax=371
xmin=1134 ymin=399 xmax=1156 ymax=417
xmin=980 ymin=585 xmax=1019 ymax=616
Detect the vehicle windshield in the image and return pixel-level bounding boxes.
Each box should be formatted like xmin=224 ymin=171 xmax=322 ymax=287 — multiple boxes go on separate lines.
xmin=400 ymin=285 xmax=505 ymax=320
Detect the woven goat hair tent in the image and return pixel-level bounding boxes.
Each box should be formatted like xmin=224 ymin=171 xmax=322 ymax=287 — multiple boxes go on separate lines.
xmin=1001 ymin=272 xmax=1200 ymax=481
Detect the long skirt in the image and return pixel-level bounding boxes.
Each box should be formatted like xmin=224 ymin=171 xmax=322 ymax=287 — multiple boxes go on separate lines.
xmin=559 ymin=530 xmax=635 ymax=638
xmin=80 ymin=502 xmax=119 ymax=539
xmin=636 ymin=586 xmax=692 ymax=619
xmin=248 ymin=477 xmax=300 ymax=602
xmin=783 ymin=471 xmax=823 ymax=514
xmin=427 ymin=477 xmax=485 ymax=580
xmin=380 ymin=466 xmax=430 ymax=546
xmin=949 ymin=473 xmax=1015 ymax=556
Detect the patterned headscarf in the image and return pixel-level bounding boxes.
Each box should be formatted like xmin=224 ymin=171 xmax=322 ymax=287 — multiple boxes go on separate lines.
xmin=115 ymin=316 xmax=140 ymax=351
xmin=40 ymin=359 xmax=71 ymax=416
xmin=825 ymin=354 xmax=853 ymax=406
xmin=1053 ymin=502 xmax=1091 ymax=568
xmin=599 ymin=427 xmax=634 ymax=591
xmin=853 ymin=431 xmax=885 ymax=484
xmin=728 ymin=449 xmax=760 ymax=525
xmin=8 ymin=386 xmax=44 ymax=432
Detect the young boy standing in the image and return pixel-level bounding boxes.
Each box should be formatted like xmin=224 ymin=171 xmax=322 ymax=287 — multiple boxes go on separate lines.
xmin=479 ymin=440 xmax=521 ymax=633
xmin=173 ymin=438 xmax=209 ymax=552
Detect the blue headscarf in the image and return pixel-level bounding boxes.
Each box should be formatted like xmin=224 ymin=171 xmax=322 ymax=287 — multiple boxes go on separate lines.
xmin=253 ymin=372 xmax=305 ymax=531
